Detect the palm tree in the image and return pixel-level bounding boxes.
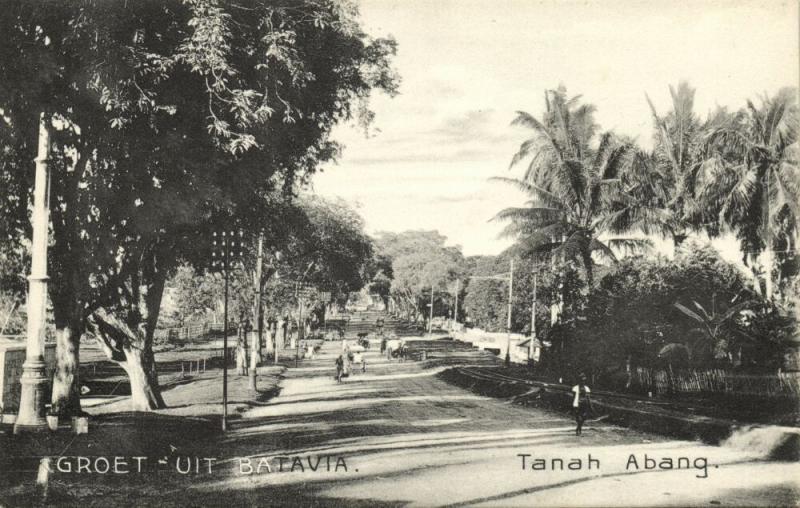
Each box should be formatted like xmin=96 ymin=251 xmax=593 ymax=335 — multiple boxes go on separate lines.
xmin=493 ymin=87 xmax=650 ymax=285
xmin=604 ymin=82 xmax=719 ymax=251
xmin=700 ymin=88 xmax=799 ymax=300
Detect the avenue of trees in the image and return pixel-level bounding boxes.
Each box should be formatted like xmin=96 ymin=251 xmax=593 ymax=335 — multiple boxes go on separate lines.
xmin=370 ymin=83 xmax=797 ymax=378
xmin=0 ymin=1 xmax=397 ymax=412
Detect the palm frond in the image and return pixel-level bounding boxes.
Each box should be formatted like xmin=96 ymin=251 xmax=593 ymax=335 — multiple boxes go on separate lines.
xmin=588 ymin=237 xmax=617 ymax=263
xmin=605 ymin=237 xmax=654 ymax=255
xmin=489 ymin=176 xmax=564 ymax=209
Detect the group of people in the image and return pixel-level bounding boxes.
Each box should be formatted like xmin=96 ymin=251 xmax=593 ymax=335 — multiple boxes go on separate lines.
xmin=334 ymin=339 xmax=366 ymax=383
xmin=380 ymin=337 xmax=408 ymax=361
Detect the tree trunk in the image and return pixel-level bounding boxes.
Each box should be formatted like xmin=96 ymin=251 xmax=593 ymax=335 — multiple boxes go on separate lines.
xmin=50 ymin=324 xmax=83 ymax=416
xmin=123 ymin=346 xmax=166 ymax=410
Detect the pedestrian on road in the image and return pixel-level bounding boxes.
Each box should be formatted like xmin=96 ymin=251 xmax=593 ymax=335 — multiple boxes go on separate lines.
xmin=571 ymin=373 xmax=593 ymax=436
xmin=335 ymin=355 xmax=344 ymax=383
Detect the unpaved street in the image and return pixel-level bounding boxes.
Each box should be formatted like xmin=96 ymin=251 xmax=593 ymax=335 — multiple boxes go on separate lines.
xmin=175 ymin=341 xmax=800 ymax=507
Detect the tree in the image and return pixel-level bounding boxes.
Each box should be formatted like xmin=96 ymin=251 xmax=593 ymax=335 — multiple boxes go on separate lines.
xmin=494 ymin=86 xmax=649 ymax=285
xmin=701 ymin=88 xmax=799 ymax=300
xmin=572 ymin=244 xmax=786 ymax=380
xmin=375 ymin=230 xmax=465 ymax=322
xmin=606 ymin=82 xmax=717 ymax=251
xmin=0 ymin=0 xmax=397 ymax=412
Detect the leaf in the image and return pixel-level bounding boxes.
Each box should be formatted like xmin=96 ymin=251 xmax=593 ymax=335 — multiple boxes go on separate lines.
xmin=674 ymin=302 xmax=706 ymax=325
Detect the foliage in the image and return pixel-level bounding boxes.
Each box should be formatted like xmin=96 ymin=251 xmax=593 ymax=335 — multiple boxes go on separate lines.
xmin=374 ymin=230 xmax=465 ymax=319
xmin=700 ymin=87 xmax=798 ymax=299
xmin=495 ymin=86 xmax=650 ymax=284
xmin=168 ymin=194 xmax=375 ymax=330
xmin=0 ymin=0 xmax=397 ymax=410
xmin=607 ymin=82 xmax=723 ymax=247
xmin=461 ymin=252 xmax=585 ymax=338
xmin=572 ymin=244 xmax=789 ymax=377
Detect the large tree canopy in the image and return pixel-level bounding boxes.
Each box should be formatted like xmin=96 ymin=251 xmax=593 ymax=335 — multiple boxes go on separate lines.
xmin=0 ymin=0 xmax=397 ymax=412
xmin=374 ymin=230 xmax=465 ymax=321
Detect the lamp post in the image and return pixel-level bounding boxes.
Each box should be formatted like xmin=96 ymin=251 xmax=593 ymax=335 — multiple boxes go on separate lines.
xmin=212 ymin=229 xmax=244 ymax=432
xmin=15 ymin=114 xmax=52 ymax=433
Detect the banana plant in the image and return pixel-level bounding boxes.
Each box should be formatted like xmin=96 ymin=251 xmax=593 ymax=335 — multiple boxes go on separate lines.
xmin=673 ymin=294 xmax=753 ymax=360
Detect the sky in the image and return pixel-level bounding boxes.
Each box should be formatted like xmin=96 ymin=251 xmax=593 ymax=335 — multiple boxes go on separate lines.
xmin=312 ymin=0 xmax=799 ymax=257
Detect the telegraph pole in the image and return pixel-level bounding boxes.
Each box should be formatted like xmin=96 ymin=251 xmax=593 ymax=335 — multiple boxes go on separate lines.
xmin=15 ymin=114 xmax=51 ymax=433
xmin=453 ymin=279 xmax=459 ymax=328
xmin=249 ymin=233 xmax=264 ymax=392
xmin=428 ymin=284 xmax=434 ymax=334
xmin=505 ymin=260 xmax=513 ymax=367
xmin=212 ymin=229 xmax=243 ymax=432
xmin=222 ymin=249 xmax=229 ymax=431
xmin=529 ymin=271 xmax=537 ymax=364
xmin=468 ymin=266 xmax=514 ymax=366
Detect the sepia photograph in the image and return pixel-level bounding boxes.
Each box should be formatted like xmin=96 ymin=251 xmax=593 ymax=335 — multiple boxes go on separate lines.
xmin=0 ymin=0 xmax=798 ymax=506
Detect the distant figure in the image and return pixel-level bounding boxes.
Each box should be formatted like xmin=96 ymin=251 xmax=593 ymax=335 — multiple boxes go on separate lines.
xmin=335 ymin=355 xmax=344 ymax=383
xmin=353 ymin=351 xmax=366 ymax=373
xmin=571 ymin=374 xmax=593 ymax=436
xmin=380 ymin=337 xmax=387 ymax=354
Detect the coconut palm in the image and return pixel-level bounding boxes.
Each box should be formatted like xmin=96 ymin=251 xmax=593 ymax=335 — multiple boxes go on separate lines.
xmin=604 ymin=82 xmax=720 ymax=251
xmin=493 ymin=87 xmax=650 ymax=285
xmin=700 ymin=88 xmax=799 ymax=299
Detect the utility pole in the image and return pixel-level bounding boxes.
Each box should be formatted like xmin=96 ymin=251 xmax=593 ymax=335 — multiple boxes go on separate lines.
xmin=428 ymin=284 xmax=435 ymax=334
xmin=294 ymin=262 xmax=315 ymax=367
xmin=295 ymin=282 xmax=301 ymax=368
xmin=15 ymin=114 xmax=51 ymax=433
xmin=222 ymin=251 xmax=229 ymax=431
xmin=453 ymin=279 xmax=459 ymax=328
xmin=212 ymin=229 xmax=243 ymax=432
xmin=529 ymin=271 xmax=537 ymax=365
xmin=468 ymin=266 xmax=514 ymax=366
xmin=505 ymin=259 xmax=513 ymax=367
xmin=249 ymin=233 xmax=264 ymax=392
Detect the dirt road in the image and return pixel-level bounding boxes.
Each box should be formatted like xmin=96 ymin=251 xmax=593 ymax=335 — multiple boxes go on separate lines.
xmin=182 ymin=340 xmax=800 ymax=507
xmin=6 ymin=340 xmax=797 ymax=507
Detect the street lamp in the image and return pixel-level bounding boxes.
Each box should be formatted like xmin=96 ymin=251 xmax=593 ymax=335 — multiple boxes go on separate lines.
xmin=15 ymin=114 xmax=52 ymax=433
xmin=211 ymin=229 xmax=244 ymax=432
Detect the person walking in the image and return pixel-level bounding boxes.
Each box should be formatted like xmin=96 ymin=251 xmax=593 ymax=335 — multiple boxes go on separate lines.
xmin=335 ymin=355 xmax=344 ymax=383
xmin=571 ymin=374 xmax=593 ymax=436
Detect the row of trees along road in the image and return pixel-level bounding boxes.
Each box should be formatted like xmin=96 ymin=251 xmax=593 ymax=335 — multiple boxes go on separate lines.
xmin=495 ymin=84 xmax=797 ymax=302
xmin=488 ymin=84 xmax=798 ymax=374
xmin=166 ymin=195 xmax=376 ymax=374
xmin=0 ymin=1 xmax=397 ymax=413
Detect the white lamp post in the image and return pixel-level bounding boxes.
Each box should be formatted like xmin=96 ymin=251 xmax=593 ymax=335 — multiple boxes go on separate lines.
xmin=15 ymin=114 xmax=52 ymax=433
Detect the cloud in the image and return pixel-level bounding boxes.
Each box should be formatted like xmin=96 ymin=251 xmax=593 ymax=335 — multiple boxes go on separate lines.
xmin=343 ymin=109 xmax=519 ymax=166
